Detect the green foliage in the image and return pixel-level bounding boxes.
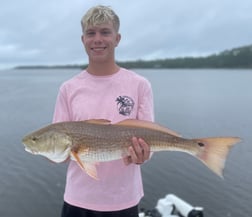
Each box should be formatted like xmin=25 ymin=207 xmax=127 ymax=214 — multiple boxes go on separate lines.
xmin=116 ymin=44 xmax=252 ymax=69
xmin=15 ymin=44 xmax=252 ymax=69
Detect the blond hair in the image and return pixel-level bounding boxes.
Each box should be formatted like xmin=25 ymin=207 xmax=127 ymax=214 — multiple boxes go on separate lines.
xmin=81 ymin=5 xmax=120 ymax=33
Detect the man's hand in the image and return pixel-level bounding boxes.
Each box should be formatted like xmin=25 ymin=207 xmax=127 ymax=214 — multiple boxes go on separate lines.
xmin=123 ymin=137 xmax=151 ymax=165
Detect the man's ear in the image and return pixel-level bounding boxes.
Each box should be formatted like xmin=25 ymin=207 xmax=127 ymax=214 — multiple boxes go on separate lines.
xmin=115 ymin=33 xmax=121 ymax=47
xmin=81 ymin=35 xmax=85 ymax=44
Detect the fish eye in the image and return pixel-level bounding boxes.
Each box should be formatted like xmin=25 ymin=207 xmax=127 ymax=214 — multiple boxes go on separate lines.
xmin=32 ymin=137 xmax=38 ymax=142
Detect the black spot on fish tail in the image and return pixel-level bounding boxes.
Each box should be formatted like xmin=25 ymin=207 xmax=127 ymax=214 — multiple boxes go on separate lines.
xmin=198 ymin=142 xmax=205 ymax=147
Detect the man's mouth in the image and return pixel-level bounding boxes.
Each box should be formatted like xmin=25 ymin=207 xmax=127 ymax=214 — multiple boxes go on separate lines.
xmin=91 ymin=47 xmax=106 ymax=51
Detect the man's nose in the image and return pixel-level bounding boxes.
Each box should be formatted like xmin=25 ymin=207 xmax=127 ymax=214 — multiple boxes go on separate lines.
xmin=94 ymin=33 xmax=102 ymax=43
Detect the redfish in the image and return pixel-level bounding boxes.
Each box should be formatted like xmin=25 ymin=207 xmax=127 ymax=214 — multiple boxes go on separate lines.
xmin=22 ymin=119 xmax=241 ymax=179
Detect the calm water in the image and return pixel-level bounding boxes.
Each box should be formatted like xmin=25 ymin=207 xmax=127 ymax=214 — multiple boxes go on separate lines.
xmin=0 ymin=68 xmax=251 ymax=217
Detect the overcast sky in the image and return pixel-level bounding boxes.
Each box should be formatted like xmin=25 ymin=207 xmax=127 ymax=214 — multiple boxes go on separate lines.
xmin=1 ymin=0 xmax=251 ymax=69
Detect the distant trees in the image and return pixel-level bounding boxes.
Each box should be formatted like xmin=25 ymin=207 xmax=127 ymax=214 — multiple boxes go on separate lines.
xmin=16 ymin=44 xmax=252 ymax=70
xmin=116 ymin=45 xmax=252 ymax=69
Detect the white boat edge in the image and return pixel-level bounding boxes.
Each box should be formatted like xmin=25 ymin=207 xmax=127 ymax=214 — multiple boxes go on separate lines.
xmin=139 ymin=194 xmax=204 ymax=217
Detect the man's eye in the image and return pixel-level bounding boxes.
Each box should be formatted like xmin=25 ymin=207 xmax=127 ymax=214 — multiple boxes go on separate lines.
xmin=86 ymin=31 xmax=95 ymax=36
xmin=101 ymin=31 xmax=111 ymax=35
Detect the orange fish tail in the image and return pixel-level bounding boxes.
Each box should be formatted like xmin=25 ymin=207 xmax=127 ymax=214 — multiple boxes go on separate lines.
xmin=195 ymin=137 xmax=241 ymax=178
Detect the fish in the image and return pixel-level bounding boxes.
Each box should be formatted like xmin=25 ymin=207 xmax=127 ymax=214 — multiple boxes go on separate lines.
xmin=22 ymin=119 xmax=241 ymax=180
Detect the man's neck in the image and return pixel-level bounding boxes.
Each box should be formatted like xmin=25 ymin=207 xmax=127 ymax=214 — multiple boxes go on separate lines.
xmin=86 ymin=61 xmax=120 ymax=76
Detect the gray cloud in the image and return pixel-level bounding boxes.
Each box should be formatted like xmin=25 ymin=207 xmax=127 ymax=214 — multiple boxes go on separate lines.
xmin=1 ymin=0 xmax=252 ymax=69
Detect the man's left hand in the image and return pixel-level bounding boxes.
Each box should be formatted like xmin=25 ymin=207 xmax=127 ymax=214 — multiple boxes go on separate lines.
xmin=123 ymin=137 xmax=151 ymax=165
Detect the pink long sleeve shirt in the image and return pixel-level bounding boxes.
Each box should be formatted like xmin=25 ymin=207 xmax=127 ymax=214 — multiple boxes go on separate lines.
xmin=53 ymin=68 xmax=154 ymax=211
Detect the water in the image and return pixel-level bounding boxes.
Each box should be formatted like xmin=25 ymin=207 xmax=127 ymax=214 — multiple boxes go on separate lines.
xmin=0 ymin=68 xmax=251 ymax=217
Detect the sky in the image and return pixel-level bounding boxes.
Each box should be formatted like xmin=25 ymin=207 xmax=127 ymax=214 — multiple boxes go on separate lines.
xmin=1 ymin=0 xmax=252 ymax=69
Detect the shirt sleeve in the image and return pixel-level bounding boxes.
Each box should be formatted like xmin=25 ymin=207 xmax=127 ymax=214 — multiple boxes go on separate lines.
xmin=52 ymin=85 xmax=71 ymax=123
xmin=137 ymin=79 xmax=154 ymax=122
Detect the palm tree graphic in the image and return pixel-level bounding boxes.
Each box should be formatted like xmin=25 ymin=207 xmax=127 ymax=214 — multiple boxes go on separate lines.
xmin=116 ymin=96 xmax=134 ymax=116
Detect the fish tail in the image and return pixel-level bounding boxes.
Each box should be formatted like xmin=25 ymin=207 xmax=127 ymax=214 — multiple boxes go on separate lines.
xmin=195 ymin=137 xmax=241 ymax=178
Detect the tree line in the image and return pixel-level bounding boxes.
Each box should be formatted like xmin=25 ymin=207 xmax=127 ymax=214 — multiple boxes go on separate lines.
xmin=115 ymin=44 xmax=252 ymax=69
xmin=16 ymin=44 xmax=252 ymax=70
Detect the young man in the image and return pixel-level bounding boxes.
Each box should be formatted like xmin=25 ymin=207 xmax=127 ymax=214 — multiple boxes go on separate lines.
xmin=53 ymin=5 xmax=154 ymax=217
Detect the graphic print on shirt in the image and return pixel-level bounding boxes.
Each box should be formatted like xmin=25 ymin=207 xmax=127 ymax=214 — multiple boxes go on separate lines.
xmin=116 ymin=96 xmax=135 ymax=116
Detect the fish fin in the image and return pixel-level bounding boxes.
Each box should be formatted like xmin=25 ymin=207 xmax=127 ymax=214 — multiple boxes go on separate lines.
xmin=71 ymin=151 xmax=99 ymax=180
xmin=83 ymin=162 xmax=99 ymax=180
xmin=84 ymin=119 xmax=111 ymax=125
xmin=195 ymin=137 xmax=241 ymax=178
xmin=116 ymin=119 xmax=181 ymax=137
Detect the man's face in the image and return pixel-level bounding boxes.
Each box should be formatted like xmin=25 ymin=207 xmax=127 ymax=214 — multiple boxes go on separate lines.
xmin=82 ymin=22 xmax=121 ymax=63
